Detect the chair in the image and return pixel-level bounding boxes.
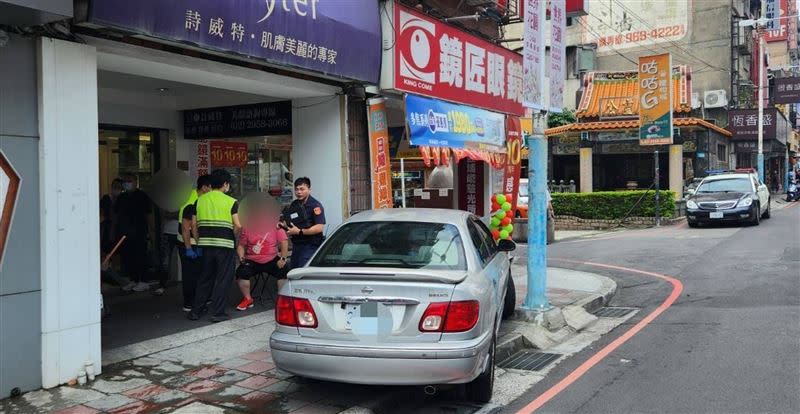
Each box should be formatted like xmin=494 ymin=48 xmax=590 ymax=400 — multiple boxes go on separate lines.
xmin=250 ymin=271 xmax=279 ymax=307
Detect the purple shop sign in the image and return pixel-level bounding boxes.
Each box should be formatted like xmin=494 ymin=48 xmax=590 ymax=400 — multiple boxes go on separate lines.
xmin=87 ymin=0 xmax=381 ymax=83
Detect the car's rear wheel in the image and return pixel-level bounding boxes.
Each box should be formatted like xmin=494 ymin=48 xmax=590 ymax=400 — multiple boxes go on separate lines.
xmin=465 ymin=333 xmax=495 ymax=403
xmin=502 ymin=274 xmax=516 ymax=320
xmin=750 ymin=204 xmax=761 ymax=226
xmin=762 ymin=198 xmax=771 ymax=219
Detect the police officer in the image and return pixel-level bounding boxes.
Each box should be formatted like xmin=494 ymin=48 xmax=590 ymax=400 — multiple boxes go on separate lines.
xmin=189 ymin=169 xmax=242 ymax=322
xmin=283 ymin=177 xmax=326 ymax=268
xmin=177 ymin=174 xmax=211 ymax=312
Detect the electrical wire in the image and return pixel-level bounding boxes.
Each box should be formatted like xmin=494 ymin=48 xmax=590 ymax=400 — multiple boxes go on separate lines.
xmin=575 ymin=17 xmax=638 ymax=66
xmin=381 ymin=1 xmax=396 ymax=51
xmin=292 ymin=95 xmax=341 ymax=109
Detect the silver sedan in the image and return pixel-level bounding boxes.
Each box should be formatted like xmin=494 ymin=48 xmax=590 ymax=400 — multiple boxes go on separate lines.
xmin=270 ymin=208 xmax=517 ymax=402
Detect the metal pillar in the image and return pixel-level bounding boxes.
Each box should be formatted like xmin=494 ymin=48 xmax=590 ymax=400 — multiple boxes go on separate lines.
xmin=757 ymin=32 xmax=766 ymax=183
xmin=522 ymin=113 xmax=550 ymax=311
xmin=655 ymin=150 xmax=661 ymax=227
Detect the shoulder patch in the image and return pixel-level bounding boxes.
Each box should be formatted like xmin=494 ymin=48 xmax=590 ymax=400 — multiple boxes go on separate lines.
xmin=314 ymin=207 xmax=322 ymax=215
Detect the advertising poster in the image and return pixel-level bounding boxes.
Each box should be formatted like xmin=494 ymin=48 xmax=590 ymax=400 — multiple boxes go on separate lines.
xmin=522 ymin=0 xmax=546 ymax=110
xmin=549 ymin=0 xmax=567 ymax=113
xmin=366 ymin=98 xmax=393 ymax=209
xmin=405 ymin=94 xmax=506 ymax=151
xmin=503 ymin=117 xmax=523 ymax=215
xmin=638 ymin=53 xmax=673 ymax=146
xmin=210 ymin=141 xmax=249 ymax=168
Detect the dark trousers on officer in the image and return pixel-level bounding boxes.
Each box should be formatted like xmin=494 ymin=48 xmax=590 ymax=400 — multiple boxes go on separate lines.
xmin=291 ymin=243 xmax=320 ymax=269
xmin=192 ymin=246 xmax=236 ymax=317
xmin=179 ymin=247 xmax=202 ymax=309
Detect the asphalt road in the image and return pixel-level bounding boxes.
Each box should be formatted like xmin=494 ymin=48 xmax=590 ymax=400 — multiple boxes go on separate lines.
xmin=503 ymin=201 xmax=800 ymax=413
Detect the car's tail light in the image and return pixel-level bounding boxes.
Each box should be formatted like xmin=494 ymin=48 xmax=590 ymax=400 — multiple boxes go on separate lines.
xmin=419 ymin=300 xmax=480 ymax=333
xmin=276 ymin=295 xmax=318 ymax=328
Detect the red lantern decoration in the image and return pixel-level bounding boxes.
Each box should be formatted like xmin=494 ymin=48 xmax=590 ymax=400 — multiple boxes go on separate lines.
xmin=491 ymin=202 xmax=500 ymax=212
xmin=491 ymin=194 xmax=497 ymax=203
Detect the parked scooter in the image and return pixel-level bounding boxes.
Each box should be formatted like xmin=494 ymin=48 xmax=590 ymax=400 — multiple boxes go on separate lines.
xmin=787 ymin=172 xmax=800 ymax=202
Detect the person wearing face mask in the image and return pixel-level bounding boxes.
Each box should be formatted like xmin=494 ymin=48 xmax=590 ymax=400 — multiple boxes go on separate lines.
xmin=114 ymin=174 xmax=154 ymax=292
xmin=189 ymin=169 xmax=242 ymax=322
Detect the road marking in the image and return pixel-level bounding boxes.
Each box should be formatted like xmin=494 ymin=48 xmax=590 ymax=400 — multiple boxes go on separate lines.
xmin=514 ymin=259 xmax=683 ymax=414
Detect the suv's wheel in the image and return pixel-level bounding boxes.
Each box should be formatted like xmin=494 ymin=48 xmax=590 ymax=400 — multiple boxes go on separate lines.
xmin=762 ymin=198 xmax=771 ymax=219
xmin=465 ymin=333 xmax=495 ymax=403
xmin=502 ymin=274 xmax=516 ymax=320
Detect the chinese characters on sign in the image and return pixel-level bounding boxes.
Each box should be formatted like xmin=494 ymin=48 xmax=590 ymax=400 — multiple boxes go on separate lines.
xmin=638 ymin=54 xmax=673 ymax=146
xmin=549 ymin=0 xmax=567 ymax=113
xmin=728 ymin=108 xmax=783 ymax=142
xmin=523 ymin=0 xmax=546 ymax=110
xmin=184 ymin=102 xmax=291 ymax=139
xmin=774 ymin=77 xmax=800 ymax=104
xmin=405 ymin=94 xmax=506 ymax=151
xmin=458 ymin=158 xmax=485 ymax=216
xmin=367 ymin=98 xmax=394 ymax=209
xmin=195 ymin=140 xmax=211 ymax=178
xmin=503 ymin=117 xmax=523 ymax=215
xmin=89 ymin=0 xmax=381 ymax=83
xmin=210 ymin=141 xmax=249 ymax=168
xmin=392 ymin=3 xmax=524 ymax=116
xmin=764 ymin=0 xmax=789 ymax=42
xmin=585 ymin=0 xmax=688 ymax=55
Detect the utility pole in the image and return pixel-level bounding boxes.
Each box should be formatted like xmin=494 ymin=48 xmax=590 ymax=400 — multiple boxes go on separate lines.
xmin=757 ymin=28 xmax=765 ymax=184
xmin=655 ymin=150 xmax=661 ymax=227
xmin=523 ymin=112 xmax=550 ymax=311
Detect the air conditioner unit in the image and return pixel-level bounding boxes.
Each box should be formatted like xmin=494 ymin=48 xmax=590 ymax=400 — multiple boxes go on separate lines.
xmin=704 ymin=90 xmax=728 ymax=109
xmin=691 ymin=92 xmax=701 ymax=109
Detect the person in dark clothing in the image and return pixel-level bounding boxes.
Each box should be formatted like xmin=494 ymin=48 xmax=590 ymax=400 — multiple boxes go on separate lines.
xmin=282 ymin=177 xmax=326 ymax=268
xmin=177 ymin=174 xmax=212 ymax=312
xmin=115 ymin=174 xmax=154 ymax=292
xmin=189 ymin=169 xmax=242 ymax=323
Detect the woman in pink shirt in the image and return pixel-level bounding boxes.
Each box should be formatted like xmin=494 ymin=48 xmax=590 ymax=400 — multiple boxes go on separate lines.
xmin=235 ymin=197 xmax=289 ymax=311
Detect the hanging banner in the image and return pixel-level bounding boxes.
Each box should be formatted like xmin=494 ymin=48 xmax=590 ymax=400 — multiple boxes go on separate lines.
xmin=85 ymin=0 xmax=382 ymax=83
xmin=389 ymin=3 xmax=524 ymax=116
xmin=210 ymin=141 xmax=248 ymax=168
xmin=522 ymin=0 xmax=546 ymax=110
xmin=774 ymin=77 xmax=800 ymax=104
xmin=367 ymin=98 xmax=393 ymax=209
xmin=764 ymin=0 xmax=789 ymax=42
xmin=405 ymin=94 xmax=506 ymax=151
xmin=503 ymin=117 xmax=523 ymax=215
xmin=549 ymin=0 xmax=567 ymax=113
xmin=194 ymin=140 xmax=211 ymax=178
xmin=638 ymin=53 xmax=673 ymax=146
xmin=458 ymin=158 xmax=485 ymax=216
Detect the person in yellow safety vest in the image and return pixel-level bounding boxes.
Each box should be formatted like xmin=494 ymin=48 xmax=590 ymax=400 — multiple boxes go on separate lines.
xmin=177 ymin=174 xmax=212 ymax=312
xmin=188 ymin=169 xmax=242 ymax=322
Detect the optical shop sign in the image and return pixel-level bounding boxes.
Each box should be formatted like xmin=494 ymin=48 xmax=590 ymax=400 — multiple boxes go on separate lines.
xmin=86 ymin=0 xmax=382 ymax=83
xmin=405 ymin=94 xmax=505 ymax=151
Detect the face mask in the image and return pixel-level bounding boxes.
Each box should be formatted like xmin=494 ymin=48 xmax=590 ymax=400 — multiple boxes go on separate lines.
xmin=123 ymin=183 xmax=134 ymax=191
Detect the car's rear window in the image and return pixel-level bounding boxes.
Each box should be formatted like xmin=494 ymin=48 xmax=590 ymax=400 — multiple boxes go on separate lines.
xmin=697 ymin=178 xmax=752 ymax=194
xmin=310 ymin=221 xmax=467 ymax=270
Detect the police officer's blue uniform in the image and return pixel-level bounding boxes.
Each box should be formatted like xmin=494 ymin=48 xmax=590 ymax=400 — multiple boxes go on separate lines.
xmin=288 ymin=195 xmax=326 ymax=268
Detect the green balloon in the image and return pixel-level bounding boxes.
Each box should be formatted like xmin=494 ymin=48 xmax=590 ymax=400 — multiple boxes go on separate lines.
xmin=499 ymin=230 xmax=509 ymax=239
xmin=503 ymin=224 xmax=514 ymax=233
xmin=496 ymin=194 xmax=507 ymax=205
xmin=495 ymin=210 xmax=506 ymax=220
xmin=502 ymin=202 xmax=512 ymax=211
xmin=491 ymin=217 xmax=501 ymax=227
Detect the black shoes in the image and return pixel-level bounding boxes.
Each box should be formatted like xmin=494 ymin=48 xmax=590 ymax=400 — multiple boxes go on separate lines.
xmin=210 ymin=313 xmax=231 ymax=323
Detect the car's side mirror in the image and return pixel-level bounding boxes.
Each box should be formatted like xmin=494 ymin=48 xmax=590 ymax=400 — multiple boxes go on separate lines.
xmin=497 ymin=239 xmax=516 ymax=252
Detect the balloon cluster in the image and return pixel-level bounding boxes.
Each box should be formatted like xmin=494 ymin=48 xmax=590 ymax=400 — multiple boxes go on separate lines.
xmin=489 ymin=193 xmax=515 ymax=241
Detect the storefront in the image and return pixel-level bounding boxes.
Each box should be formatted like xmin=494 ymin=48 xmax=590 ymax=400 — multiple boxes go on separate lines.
xmin=377 ymin=1 xmax=525 ymax=214
xmin=546 ymin=67 xmax=733 ymax=196
xmin=728 ymin=108 xmax=790 ymax=191
xmin=0 ymin=0 xmax=383 ymax=393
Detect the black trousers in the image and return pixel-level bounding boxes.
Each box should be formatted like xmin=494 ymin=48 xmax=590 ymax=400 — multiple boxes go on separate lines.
xmin=179 ymin=247 xmax=202 ymax=308
xmin=121 ymin=236 xmax=148 ymax=282
xmin=192 ymin=247 xmax=236 ymax=317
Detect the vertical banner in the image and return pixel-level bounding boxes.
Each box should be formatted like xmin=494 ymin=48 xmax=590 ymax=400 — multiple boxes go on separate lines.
xmin=549 ymin=0 xmax=567 ymax=113
xmin=503 ymin=117 xmax=523 ymax=215
xmin=523 ymin=0 xmax=546 ymax=110
xmin=638 ymin=53 xmax=673 ymax=145
xmin=367 ymin=98 xmax=393 ymax=209
xmin=194 ymin=140 xmax=211 ymax=180
xmin=458 ymin=159 xmax=485 ymax=216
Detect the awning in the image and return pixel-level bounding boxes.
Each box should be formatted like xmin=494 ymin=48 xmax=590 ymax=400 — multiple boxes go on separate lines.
xmin=545 ymin=117 xmax=733 ymax=138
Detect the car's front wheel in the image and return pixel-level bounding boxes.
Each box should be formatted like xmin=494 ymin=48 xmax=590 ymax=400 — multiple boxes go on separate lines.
xmin=750 ymin=203 xmax=761 ymax=226
xmin=762 ymin=198 xmax=771 ymax=219
xmin=465 ymin=333 xmax=495 ymax=403
xmin=502 ymin=274 xmax=516 ymax=320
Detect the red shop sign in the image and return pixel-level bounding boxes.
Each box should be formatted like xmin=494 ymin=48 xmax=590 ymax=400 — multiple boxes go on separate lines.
xmin=392 ymin=2 xmax=524 ymax=116
xmin=210 ymin=141 xmax=249 ymax=168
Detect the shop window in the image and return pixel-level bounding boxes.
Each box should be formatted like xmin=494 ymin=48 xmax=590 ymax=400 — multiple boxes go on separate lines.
xmin=717 ymin=144 xmax=727 ymax=162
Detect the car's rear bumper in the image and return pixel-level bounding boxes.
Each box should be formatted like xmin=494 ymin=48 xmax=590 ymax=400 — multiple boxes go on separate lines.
xmin=687 ymin=205 xmax=756 ymax=223
xmin=269 ymin=332 xmax=491 ymax=385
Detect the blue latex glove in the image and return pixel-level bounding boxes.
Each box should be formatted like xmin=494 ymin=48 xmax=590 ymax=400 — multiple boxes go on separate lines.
xmin=185 ymin=248 xmax=199 ymax=259
xmin=195 ymin=247 xmax=203 ymax=257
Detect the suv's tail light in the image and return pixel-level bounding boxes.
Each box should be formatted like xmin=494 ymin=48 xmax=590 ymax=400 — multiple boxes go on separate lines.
xmin=276 ymin=295 xmax=318 ymax=328
xmin=419 ymin=300 xmax=479 ymax=333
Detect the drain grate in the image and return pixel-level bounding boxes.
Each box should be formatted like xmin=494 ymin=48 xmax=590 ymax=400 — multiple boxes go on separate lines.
xmin=594 ymin=307 xmax=637 ymax=318
xmin=497 ymin=350 xmax=561 ymax=371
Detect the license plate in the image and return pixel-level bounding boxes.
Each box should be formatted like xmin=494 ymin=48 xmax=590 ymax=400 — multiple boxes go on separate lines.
xmin=344 ymin=304 xmax=359 ymax=330
xmin=710 ymin=211 xmax=723 ymax=219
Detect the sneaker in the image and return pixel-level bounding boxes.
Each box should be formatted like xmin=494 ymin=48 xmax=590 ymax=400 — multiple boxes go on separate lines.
xmin=187 ymin=312 xmax=201 ymax=321
xmin=182 ymin=306 xmax=192 ymax=312
xmin=121 ymin=282 xmax=136 ymax=292
xmin=132 ymin=282 xmax=150 ymax=292
xmin=236 ymin=298 xmax=254 ymax=311
xmin=153 ymin=288 xmax=165 ymax=296
xmin=211 ymin=314 xmax=231 ymax=323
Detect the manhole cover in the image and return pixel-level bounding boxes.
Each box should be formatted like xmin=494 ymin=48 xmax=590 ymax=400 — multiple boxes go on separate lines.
xmin=594 ymin=307 xmax=637 ymax=318
xmin=498 ymin=350 xmax=561 ymax=371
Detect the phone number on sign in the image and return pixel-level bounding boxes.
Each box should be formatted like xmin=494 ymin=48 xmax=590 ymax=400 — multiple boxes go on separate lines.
xmin=598 ymin=25 xmax=686 ymax=47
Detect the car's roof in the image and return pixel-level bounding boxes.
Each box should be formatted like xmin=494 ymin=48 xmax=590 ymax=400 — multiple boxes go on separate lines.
xmin=347 ymin=208 xmax=472 ymax=225
xmin=703 ymin=173 xmax=752 ymax=181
